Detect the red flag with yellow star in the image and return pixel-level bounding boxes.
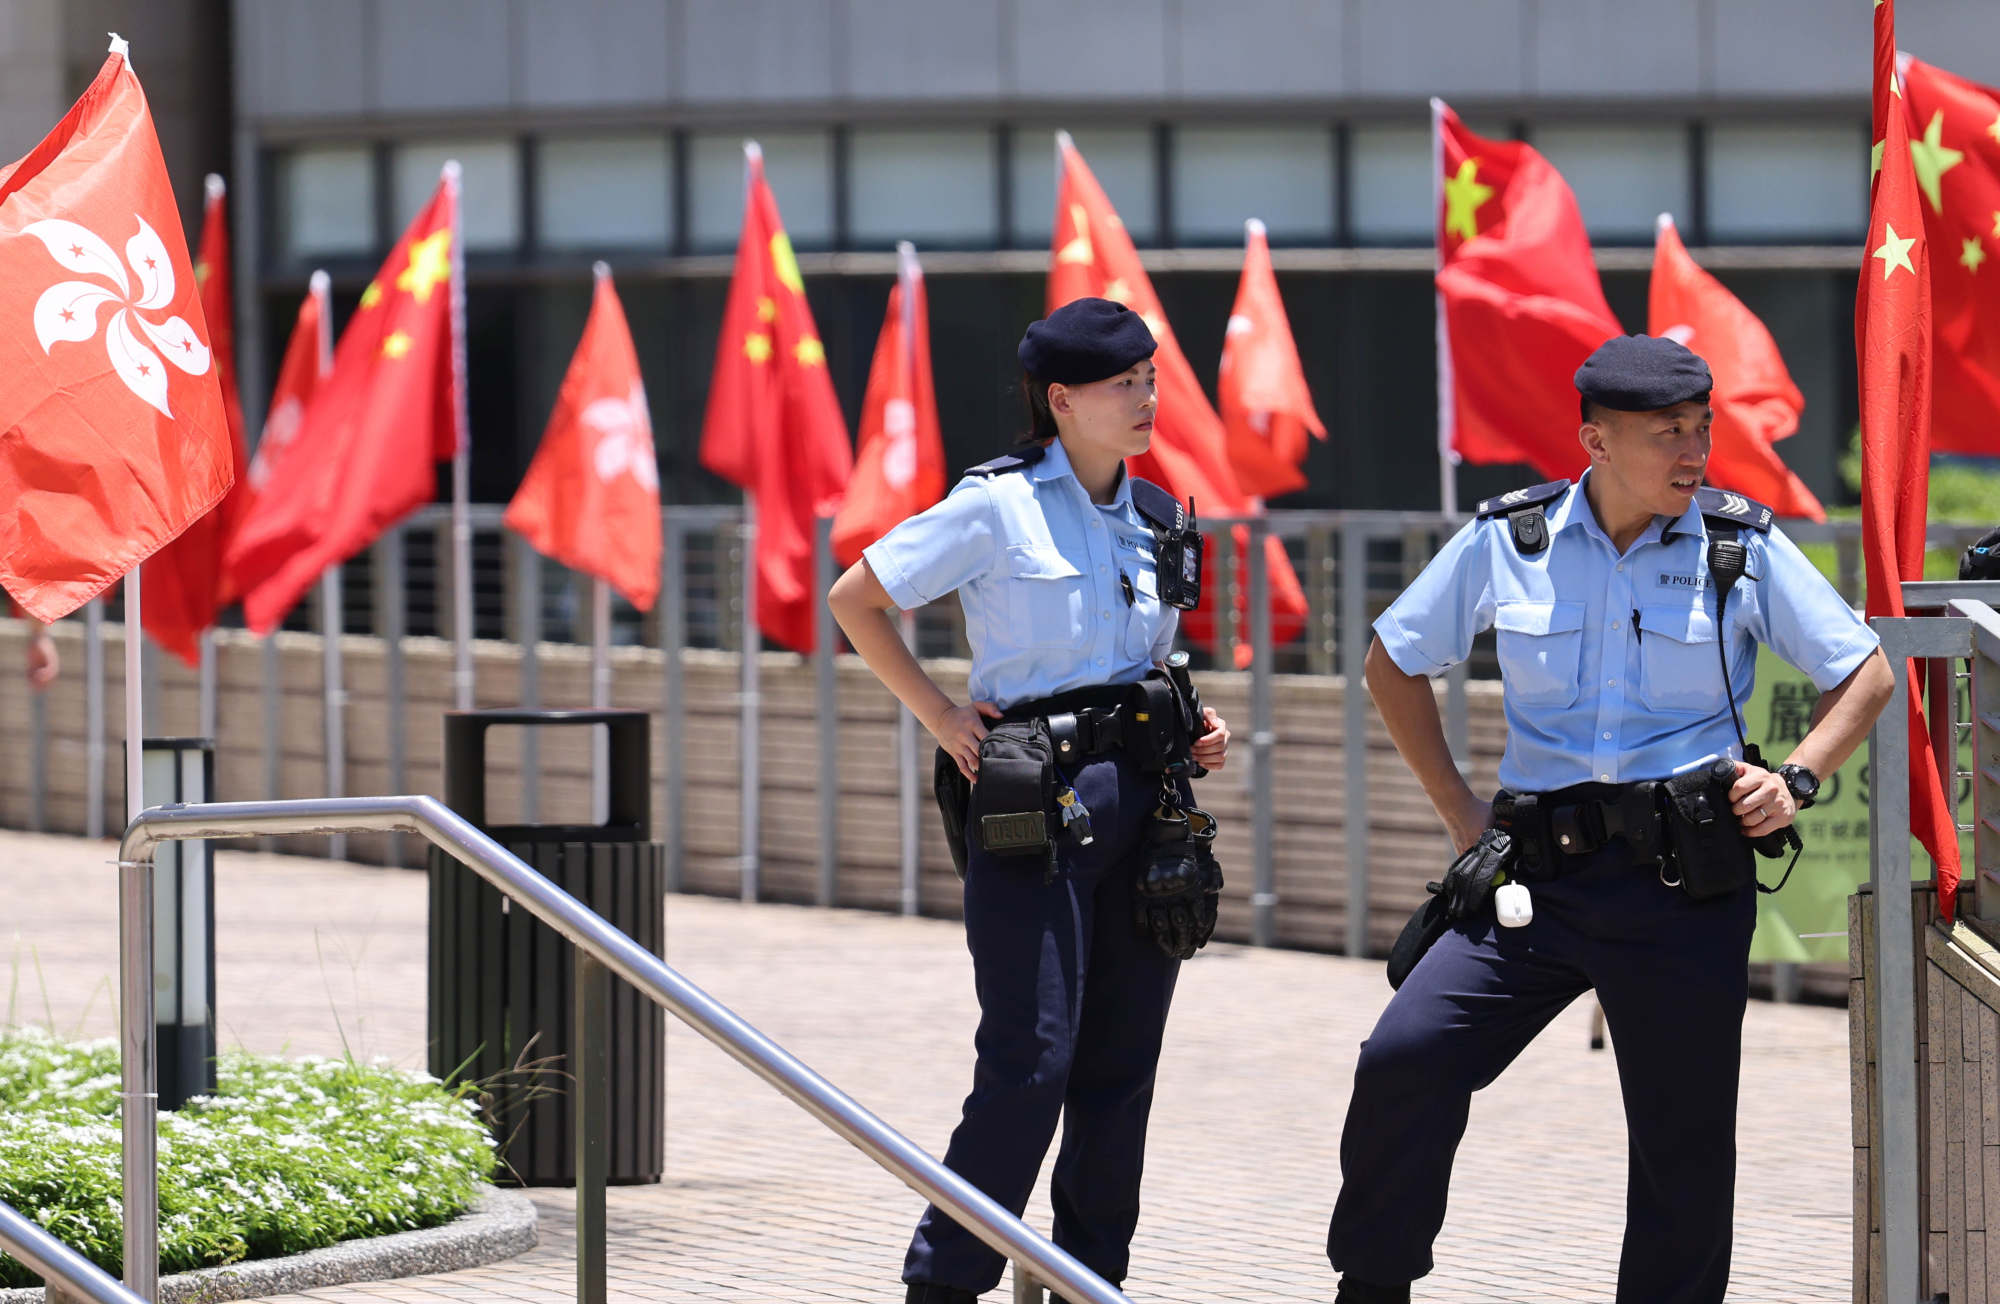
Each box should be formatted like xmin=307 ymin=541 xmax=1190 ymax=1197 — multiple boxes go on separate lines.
xmin=1648 ymin=214 xmax=1825 ymax=522
xmin=140 ymin=173 xmax=255 ymax=662
xmin=1898 ymin=55 xmax=2000 ymax=455
xmin=1435 ymin=101 xmax=1620 ymax=481
xmin=1050 ymin=134 xmax=1307 ymax=664
xmin=698 ymin=143 xmax=851 ymax=652
xmin=0 ymin=44 xmax=233 ymax=623
xmin=225 ymin=168 xmax=461 ymax=634
xmin=1860 ymin=0 xmax=1961 ymax=918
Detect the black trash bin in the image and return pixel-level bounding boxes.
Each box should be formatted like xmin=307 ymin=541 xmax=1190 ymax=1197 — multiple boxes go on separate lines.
xmin=428 ymin=709 xmax=665 ymax=1186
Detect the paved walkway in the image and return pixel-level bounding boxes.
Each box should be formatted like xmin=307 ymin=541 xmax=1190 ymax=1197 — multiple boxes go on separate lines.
xmin=4 ymin=829 xmax=1853 ymax=1302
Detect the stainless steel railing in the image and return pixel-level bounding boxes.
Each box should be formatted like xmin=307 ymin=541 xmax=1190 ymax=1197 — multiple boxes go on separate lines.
xmin=115 ymin=796 xmax=1124 ymax=1304
xmin=0 ymin=1198 xmax=149 ymax=1304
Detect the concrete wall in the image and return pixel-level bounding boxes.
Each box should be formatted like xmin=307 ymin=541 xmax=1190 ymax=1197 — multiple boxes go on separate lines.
xmin=232 ymin=0 xmax=2000 ymax=123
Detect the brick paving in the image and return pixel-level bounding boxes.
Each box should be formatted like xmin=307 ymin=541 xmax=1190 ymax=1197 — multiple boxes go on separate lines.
xmin=3 ymin=828 xmax=1851 ymax=1302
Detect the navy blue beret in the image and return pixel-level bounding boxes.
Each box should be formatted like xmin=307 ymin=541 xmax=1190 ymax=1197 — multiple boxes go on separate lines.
xmin=1018 ymin=297 xmax=1157 ymax=384
xmin=1575 ymin=334 xmax=1713 ymax=413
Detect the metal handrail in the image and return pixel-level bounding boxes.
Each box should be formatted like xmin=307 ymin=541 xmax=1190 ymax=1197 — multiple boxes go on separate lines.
xmin=115 ymin=796 xmax=1125 ymax=1304
xmin=0 ymin=1198 xmax=149 ymax=1304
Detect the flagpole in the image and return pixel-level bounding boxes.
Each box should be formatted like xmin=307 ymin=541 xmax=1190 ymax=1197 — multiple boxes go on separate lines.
xmin=196 ymin=172 xmax=227 ymax=744
xmin=444 ymin=160 xmax=473 ymax=710
xmin=125 ymin=566 xmax=144 ymax=825
xmin=739 ymin=141 xmax=762 ymax=904
xmin=895 ymin=241 xmax=922 ymax=918
xmin=1431 ymin=97 xmax=1458 ymax=520
xmin=588 ymin=261 xmax=615 ymax=826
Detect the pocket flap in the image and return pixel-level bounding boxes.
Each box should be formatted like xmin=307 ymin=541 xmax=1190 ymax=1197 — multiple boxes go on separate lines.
xmin=1492 ymin=599 xmax=1584 ymax=637
xmin=1637 ymin=602 xmax=1719 ymax=645
xmin=1004 ymin=544 xmax=1084 ymax=580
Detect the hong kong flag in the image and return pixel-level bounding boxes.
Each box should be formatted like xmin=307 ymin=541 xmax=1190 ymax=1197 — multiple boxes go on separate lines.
xmin=0 ymin=41 xmax=232 ymax=622
xmin=831 ymin=242 xmax=945 ymax=567
xmin=505 ymin=264 xmax=662 ymax=610
xmin=1219 ymin=217 xmax=1325 ymax=501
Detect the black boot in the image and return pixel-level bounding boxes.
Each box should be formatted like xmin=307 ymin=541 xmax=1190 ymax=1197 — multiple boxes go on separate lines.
xmin=1334 ymin=1276 xmax=1410 ymax=1304
xmin=905 ymin=1284 xmax=978 ymax=1304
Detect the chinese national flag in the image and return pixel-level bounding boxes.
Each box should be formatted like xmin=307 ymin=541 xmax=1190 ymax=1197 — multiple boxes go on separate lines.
xmin=1648 ymin=215 xmax=1825 ymax=522
xmin=225 ymin=169 xmax=461 ymax=634
xmin=141 ymin=173 xmax=256 ymax=662
xmin=1435 ymin=101 xmax=1621 ymax=480
xmin=831 ymin=244 xmax=945 ymax=568
xmin=0 ymin=45 xmax=233 ymax=622
xmin=1899 ymin=55 xmax=2000 ymax=456
xmin=698 ymin=144 xmax=852 ymax=653
xmin=246 ymin=269 xmax=331 ymax=494
xmin=1860 ymin=0 xmax=1961 ymax=918
xmin=505 ymin=265 xmax=661 ymax=610
xmin=1219 ymin=218 xmax=1325 ymax=501
xmin=1050 ymin=135 xmax=1307 ymax=665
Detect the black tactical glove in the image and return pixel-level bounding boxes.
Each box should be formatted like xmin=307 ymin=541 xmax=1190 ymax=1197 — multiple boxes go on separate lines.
xmin=1435 ymin=827 xmax=1513 ymax=919
xmin=1134 ymin=803 xmax=1224 ymax=960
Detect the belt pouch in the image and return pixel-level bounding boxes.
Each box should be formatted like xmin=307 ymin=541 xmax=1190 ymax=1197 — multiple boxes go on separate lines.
xmin=933 ymin=747 xmax=973 ymax=880
xmin=974 ymin=720 xmax=1056 ymax=856
xmin=1123 ymin=675 xmax=1187 ymax=774
xmin=1661 ymin=763 xmax=1755 ymax=899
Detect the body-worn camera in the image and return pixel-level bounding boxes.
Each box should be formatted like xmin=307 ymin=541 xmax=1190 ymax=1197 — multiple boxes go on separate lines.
xmin=1155 ymin=502 xmax=1202 ymax=611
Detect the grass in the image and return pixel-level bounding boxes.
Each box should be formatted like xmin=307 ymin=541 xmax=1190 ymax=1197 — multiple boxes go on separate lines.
xmin=0 ymin=1027 xmax=496 ymax=1289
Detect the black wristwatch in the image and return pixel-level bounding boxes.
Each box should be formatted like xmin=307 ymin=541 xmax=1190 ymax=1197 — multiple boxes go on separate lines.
xmin=1778 ymin=763 xmax=1820 ymax=810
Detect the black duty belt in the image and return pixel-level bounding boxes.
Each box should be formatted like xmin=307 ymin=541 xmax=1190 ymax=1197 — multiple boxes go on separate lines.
xmin=1002 ymin=684 xmax=1133 ymax=763
xmin=1495 ymin=780 xmax=1669 ymax=878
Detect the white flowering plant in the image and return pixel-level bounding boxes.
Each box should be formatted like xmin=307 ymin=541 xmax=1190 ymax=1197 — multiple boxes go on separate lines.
xmin=0 ymin=1028 xmax=496 ymax=1287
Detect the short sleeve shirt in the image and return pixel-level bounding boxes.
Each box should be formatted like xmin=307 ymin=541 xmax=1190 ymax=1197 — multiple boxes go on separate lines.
xmin=863 ymin=439 xmax=1178 ymax=710
xmin=1373 ymin=474 xmax=1880 ymax=791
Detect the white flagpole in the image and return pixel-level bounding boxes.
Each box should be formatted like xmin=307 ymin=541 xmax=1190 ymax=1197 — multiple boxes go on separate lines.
xmin=739 ymin=141 xmax=762 ymax=903
xmin=1431 ymin=97 xmax=1458 ymax=519
xmin=444 ymin=160 xmax=473 ymax=709
xmin=125 ymin=567 xmax=144 ymax=822
xmin=895 ymin=242 xmax=922 ymax=918
xmin=589 ymin=261 xmax=614 ymax=824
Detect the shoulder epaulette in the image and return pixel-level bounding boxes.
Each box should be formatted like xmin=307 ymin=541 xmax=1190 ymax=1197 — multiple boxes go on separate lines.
xmin=1694 ymin=486 xmax=1774 ymax=534
xmin=1474 ymin=480 xmax=1571 ymax=519
xmin=963 ymin=442 xmax=1049 ymax=479
xmin=1129 ymin=477 xmax=1188 ymax=534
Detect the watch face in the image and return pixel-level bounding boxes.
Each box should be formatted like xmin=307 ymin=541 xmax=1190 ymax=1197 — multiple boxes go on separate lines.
xmin=1785 ymin=767 xmax=1819 ymax=804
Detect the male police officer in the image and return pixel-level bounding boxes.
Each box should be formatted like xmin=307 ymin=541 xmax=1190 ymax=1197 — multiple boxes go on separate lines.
xmin=1328 ymin=334 xmax=1894 ymax=1304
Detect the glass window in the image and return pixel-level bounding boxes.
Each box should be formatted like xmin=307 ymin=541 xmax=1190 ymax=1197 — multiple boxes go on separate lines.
xmin=689 ymin=130 xmax=833 ymax=252
xmin=536 ymin=134 xmax=673 ymax=250
xmin=848 ymin=128 xmax=996 ymax=247
xmin=277 ymin=144 xmax=374 ymax=259
xmin=1173 ymin=124 xmax=1334 ymax=245
xmin=1705 ymin=121 xmax=1869 ymax=242
xmin=392 ymin=138 xmax=520 ymax=251
xmin=1010 ymin=126 xmax=1158 ymax=246
xmin=1532 ymin=124 xmax=1690 ymax=242
xmin=1348 ymin=123 xmax=1430 ymax=244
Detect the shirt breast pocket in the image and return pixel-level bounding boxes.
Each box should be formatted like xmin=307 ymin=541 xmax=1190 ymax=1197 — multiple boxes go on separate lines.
xmin=1004 ymin=545 xmax=1087 ymax=649
xmin=1492 ymin=599 xmax=1585 ymax=707
xmin=1123 ymin=562 xmax=1164 ymax=659
xmin=1638 ymin=603 xmax=1728 ymax=715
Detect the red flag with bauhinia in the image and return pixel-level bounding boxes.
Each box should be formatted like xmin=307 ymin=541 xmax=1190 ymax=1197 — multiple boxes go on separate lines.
xmin=246 ymin=269 xmax=331 ymax=495
xmin=832 ymin=242 xmax=945 ymax=568
xmin=225 ymin=166 xmax=461 ymax=634
xmin=1219 ymin=217 xmax=1325 ymax=501
xmin=698 ymin=142 xmax=852 ymax=652
xmin=1860 ymin=0 xmax=1961 ymax=919
xmin=1648 ymin=214 xmax=1825 ymax=522
xmin=1435 ymin=99 xmax=1621 ymax=481
xmin=1050 ymin=134 xmax=1307 ymax=666
xmin=140 ymin=173 xmax=257 ymax=662
xmin=505 ymin=264 xmax=662 ymax=610
xmin=1899 ymin=54 xmax=2000 ymax=456
xmin=0 ymin=42 xmax=232 ymax=622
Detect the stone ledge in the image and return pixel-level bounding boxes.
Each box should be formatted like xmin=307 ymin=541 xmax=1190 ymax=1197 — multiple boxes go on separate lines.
xmin=1 ymin=1186 xmax=536 ymax=1304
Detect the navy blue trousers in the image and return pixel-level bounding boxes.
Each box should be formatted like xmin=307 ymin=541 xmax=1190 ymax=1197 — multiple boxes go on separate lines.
xmin=1328 ymin=841 xmax=1757 ymax=1304
xmin=904 ymin=752 xmax=1181 ymax=1295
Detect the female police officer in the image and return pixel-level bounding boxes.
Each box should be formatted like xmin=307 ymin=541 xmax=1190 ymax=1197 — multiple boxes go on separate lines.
xmin=1327 ymin=333 xmax=1894 ymax=1304
xmin=828 ymin=296 xmax=1230 ymax=1304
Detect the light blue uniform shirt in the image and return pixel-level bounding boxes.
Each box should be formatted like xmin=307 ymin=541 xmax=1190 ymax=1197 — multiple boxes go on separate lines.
xmin=1375 ymin=473 xmax=1880 ymax=792
xmin=864 ymin=439 xmax=1178 ymax=711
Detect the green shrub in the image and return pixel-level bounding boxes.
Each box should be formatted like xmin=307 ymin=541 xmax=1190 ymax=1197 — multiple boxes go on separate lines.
xmin=0 ymin=1028 xmax=495 ymax=1288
